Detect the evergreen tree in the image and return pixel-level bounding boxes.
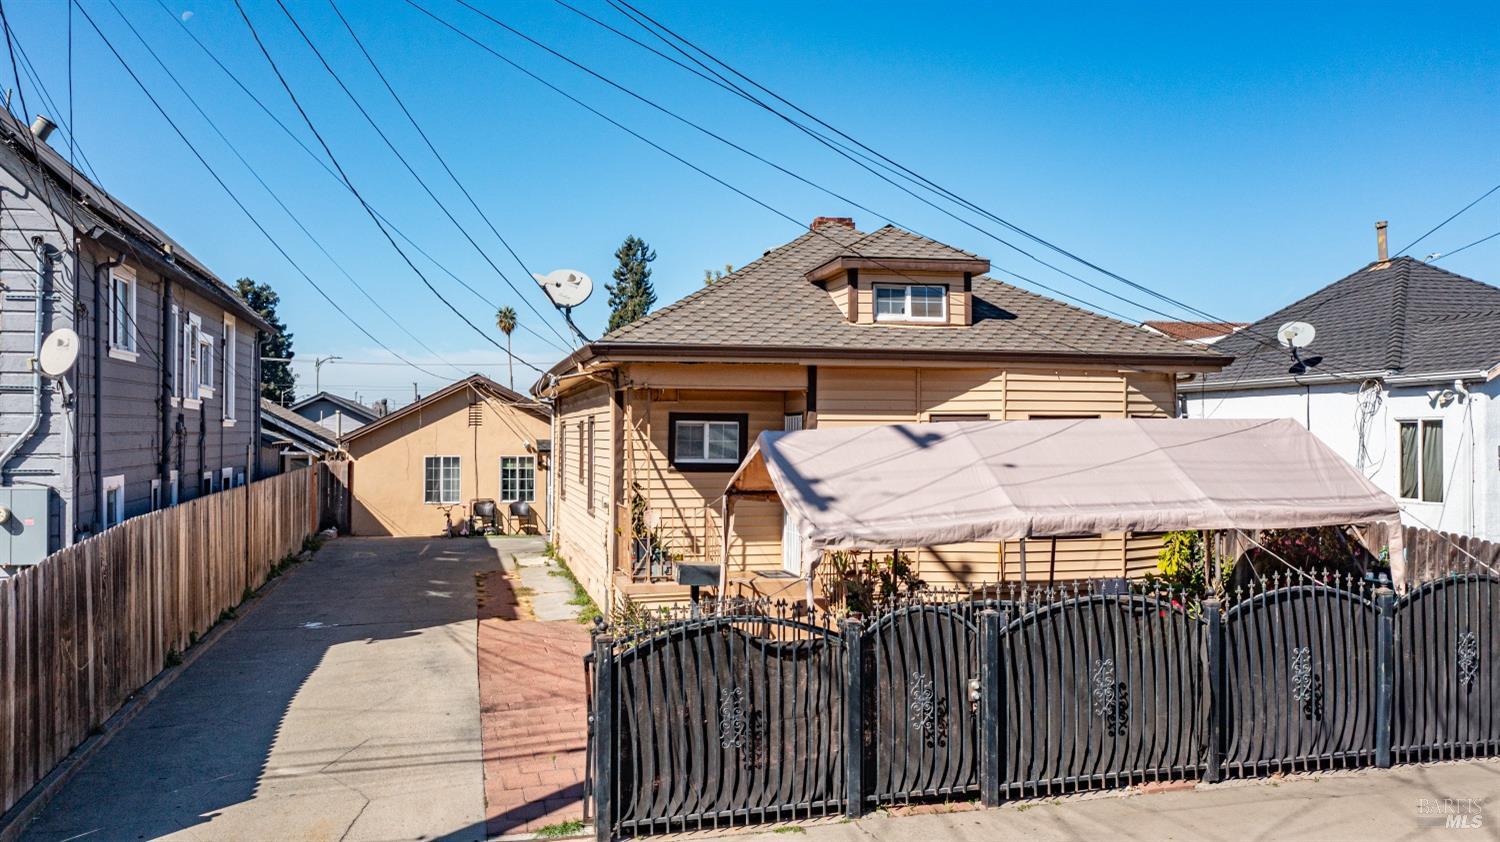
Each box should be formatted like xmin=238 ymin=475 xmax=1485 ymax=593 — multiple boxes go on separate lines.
xmin=235 ymin=277 xmax=296 ymax=403
xmin=606 ymin=235 xmax=657 ymax=332
xmin=494 ymin=305 xmax=517 ymax=390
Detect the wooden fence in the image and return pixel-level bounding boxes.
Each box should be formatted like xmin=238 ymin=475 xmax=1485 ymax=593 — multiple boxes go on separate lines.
xmin=1405 ymin=526 xmax=1500 ymax=584
xmin=0 ymin=464 xmax=344 ymax=816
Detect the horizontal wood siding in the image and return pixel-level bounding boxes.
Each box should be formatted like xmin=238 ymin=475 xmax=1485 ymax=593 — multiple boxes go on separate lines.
xmin=553 ymin=383 xmax=613 ymax=607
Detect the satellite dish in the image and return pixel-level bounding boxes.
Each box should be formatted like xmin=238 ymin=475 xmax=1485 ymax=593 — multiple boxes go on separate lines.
xmin=532 ymin=269 xmax=593 ymax=308
xmin=1277 ymin=321 xmax=1316 ymax=348
xmin=38 ymin=328 xmax=79 ymax=378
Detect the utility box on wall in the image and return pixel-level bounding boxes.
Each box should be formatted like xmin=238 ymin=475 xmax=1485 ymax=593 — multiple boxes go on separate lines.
xmin=0 ymin=486 xmax=52 ymax=567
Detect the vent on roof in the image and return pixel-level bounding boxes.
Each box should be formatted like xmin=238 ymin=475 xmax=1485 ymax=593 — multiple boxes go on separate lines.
xmin=29 ymin=115 xmax=55 ymax=143
xmin=810 ymin=216 xmax=855 ymax=231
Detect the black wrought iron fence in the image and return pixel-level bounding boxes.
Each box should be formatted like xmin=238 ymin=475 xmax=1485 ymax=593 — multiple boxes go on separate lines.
xmin=588 ymin=572 xmax=1500 ymax=839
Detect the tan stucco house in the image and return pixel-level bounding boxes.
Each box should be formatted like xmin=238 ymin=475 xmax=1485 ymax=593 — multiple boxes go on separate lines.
xmin=343 ymin=375 xmax=551 ymax=537
xmin=537 ymin=218 xmax=1230 ymax=609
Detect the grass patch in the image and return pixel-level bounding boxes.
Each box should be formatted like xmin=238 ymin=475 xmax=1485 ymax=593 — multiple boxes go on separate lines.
xmin=546 ymin=545 xmax=602 ymax=625
xmin=772 ymin=826 xmax=806 ymax=834
xmin=534 ymin=818 xmax=585 ymax=838
xmin=164 ymin=649 xmax=182 ymax=668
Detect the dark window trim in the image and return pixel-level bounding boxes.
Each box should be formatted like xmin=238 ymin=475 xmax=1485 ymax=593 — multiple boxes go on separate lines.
xmin=668 ymin=412 xmax=750 ymax=473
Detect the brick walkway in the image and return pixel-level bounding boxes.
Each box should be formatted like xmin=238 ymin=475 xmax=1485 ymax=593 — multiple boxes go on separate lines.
xmin=477 ymin=569 xmax=592 ymax=837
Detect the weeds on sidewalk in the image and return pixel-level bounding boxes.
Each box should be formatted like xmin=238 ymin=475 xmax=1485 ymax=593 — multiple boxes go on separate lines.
xmin=546 ymin=542 xmax=602 ymax=625
xmin=535 ymin=818 xmax=584 ymax=838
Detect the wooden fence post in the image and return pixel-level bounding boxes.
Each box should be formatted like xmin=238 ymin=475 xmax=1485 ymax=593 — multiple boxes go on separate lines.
xmin=591 ymin=634 xmax=615 ymax=842
xmin=842 ymin=617 xmax=865 ymax=819
xmin=1202 ymin=598 xmax=1225 ymax=783
xmin=1375 ymin=587 xmax=1395 ymax=768
xmin=978 ymin=608 xmax=1005 ymax=806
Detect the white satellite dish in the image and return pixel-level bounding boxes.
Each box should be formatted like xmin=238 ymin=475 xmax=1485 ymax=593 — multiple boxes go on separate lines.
xmin=38 ymin=328 xmax=79 ymax=378
xmin=1277 ymin=321 xmax=1316 ymax=348
xmin=532 ymin=269 xmax=593 ymax=308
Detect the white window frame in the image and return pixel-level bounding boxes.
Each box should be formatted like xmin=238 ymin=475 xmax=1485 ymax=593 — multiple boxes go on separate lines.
xmin=182 ymin=313 xmax=202 ymax=408
xmin=873 ymin=283 xmax=947 ymax=323
xmin=222 ymin=314 xmax=237 ymax=424
xmin=672 ymin=419 xmax=741 ymax=466
xmin=234 ymin=471 xmax=246 ymax=488
xmin=221 ymin=467 xmax=234 ymax=489
xmin=107 ymin=266 xmax=138 ymax=361
xmin=102 ymin=474 xmax=126 ymax=528
xmin=170 ymin=305 xmax=181 ymax=404
xmin=197 ymin=320 xmax=215 ymax=399
xmin=169 ymin=469 xmax=179 ymax=505
xmin=202 ymin=469 xmax=215 ymax=497
xmin=499 ymin=455 xmax=536 ymax=503
xmin=1397 ymin=418 xmax=1444 ymax=503
xmin=424 ymin=455 xmax=461 ymax=504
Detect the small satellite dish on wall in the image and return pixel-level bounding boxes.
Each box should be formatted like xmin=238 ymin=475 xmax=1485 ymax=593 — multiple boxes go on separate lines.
xmin=1277 ymin=321 xmax=1316 ymax=348
xmin=532 ymin=269 xmax=593 ymax=308
xmin=38 ymin=328 xmax=79 ymax=378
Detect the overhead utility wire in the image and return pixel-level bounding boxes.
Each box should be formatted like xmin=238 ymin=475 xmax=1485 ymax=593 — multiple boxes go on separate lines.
xmin=1432 ymin=229 xmax=1500 ymax=262
xmin=602 ymin=0 xmax=1373 ymax=373
xmin=230 ymin=0 xmax=549 ymax=376
xmin=405 ymin=0 xmax=1116 ymax=361
xmin=71 ymin=0 xmax=449 ymax=380
xmin=268 ymin=0 xmax=575 ymax=352
xmin=103 ymin=0 xmax=468 ymax=378
xmin=145 ymin=0 xmax=570 ymax=356
xmin=1395 ymin=181 xmax=1500 ymax=258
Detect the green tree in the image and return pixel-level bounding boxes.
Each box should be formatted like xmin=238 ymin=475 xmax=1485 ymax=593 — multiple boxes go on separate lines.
xmin=494 ymin=305 xmax=517 ymax=390
xmin=235 ymin=277 xmax=295 ymax=403
xmin=703 ymin=263 xmax=734 ymax=286
xmin=606 ymin=235 xmax=657 ymax=332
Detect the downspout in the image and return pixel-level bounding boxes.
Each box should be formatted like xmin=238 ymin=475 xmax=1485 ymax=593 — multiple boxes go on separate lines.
xmin=160 ymin=276 xmax=173 ymax=500
xmin=0 ymin=238 xmax=58 ymax=475
xmin=93 ymin=252 xmax=125 ymax=533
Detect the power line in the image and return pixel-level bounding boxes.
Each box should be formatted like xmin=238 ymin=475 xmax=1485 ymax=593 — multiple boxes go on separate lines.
xmin=145 ymin=0 xmax=571 ymax=356
xmin=103 ymin=0 xmax=469 ymax=379
xmin=71 ymin=0 xmax=449 ymax=382
xmin=229 ymin=0 xmax=549 ymax=376
xmin=1395 ymin=181 xmax=1500 ymax=258
xmin=268 ymin=0 xmax=575 ymax=352
xmin=1432 ymin=229 xmax=1500 ymax=262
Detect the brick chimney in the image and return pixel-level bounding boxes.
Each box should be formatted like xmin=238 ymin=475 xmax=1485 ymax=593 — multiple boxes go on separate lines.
xmin=1376 ymin=220 xmax=1388 ymax=261
xmin=810 ymin=216 xmax=855 ymax=231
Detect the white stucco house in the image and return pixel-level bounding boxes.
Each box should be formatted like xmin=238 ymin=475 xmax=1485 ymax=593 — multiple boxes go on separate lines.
xmin=1182 ymin=249 xmax=1500 ymax=542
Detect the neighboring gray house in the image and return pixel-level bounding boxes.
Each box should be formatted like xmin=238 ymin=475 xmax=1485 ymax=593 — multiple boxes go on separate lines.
xmin=0 ymin=111 xmax=271 ymax=566
xmin=290 ymin=391 xmax=382 ymax=436
xmin=259 ymin=398 xmax=339 ymax=476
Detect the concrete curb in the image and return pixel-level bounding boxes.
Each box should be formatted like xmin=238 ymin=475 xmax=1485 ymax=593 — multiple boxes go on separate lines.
xmin=0 ymin=549 xmax=319 ymax=842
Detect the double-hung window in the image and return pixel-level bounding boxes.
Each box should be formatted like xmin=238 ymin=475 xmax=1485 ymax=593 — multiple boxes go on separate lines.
xmin=1398 ymin=420 xmax=1443 ymax=503
xmin=181 ymin=313 xmax=203 ymax=404
xmin=500 ymin=456 xmax=536 ymax=503
xmin=197 ymin=323 xmax=214 ymax=398
xmin=102 ymin=475 xmax=125 ymax=528
xmin=669 ymin=413 xmax=747 ymax=471
xmin=222 ymin=315 xmax=237 ymax=422
xmin=108 ymin=266 xmax=137 ymax=359
xmin=873 ymin=284 xmax=946 ymax=322
xmin=424 ymin=456 xmax=461 ymax=504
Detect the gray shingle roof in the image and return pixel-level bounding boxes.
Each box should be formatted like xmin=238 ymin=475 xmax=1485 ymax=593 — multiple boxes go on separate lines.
xmin=597 ymin=224 xmax=1223 ymax=361
xmin=1202 ymin=257 xmax=1500 ymax=386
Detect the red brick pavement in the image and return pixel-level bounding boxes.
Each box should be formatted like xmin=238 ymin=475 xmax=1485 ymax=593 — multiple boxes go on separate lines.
xmin=478 ymin=569 xmax=592 ymax=837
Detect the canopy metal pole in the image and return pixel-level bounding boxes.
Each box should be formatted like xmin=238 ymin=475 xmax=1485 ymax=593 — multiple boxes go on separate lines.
xmin=1018 ymin=539 xmax=1029 ymax=585
xmin=718 ymin=495 xmax=733 ymax=608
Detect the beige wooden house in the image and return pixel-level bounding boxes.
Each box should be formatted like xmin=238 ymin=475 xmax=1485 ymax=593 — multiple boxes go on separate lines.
xmin=537 ymin=219 xmax=1230 ymax=608
xmin=343 ymin=375 xmax=550 ymax=537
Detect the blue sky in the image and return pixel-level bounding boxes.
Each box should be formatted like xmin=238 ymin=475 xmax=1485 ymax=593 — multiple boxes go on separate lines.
xmin=6 ymin=0 xmax=1498 ymax=405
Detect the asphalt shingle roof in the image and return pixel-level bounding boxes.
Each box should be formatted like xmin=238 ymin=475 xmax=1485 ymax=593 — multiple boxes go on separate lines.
xmin=599 ymin=224 xmax=1222 ymax=360
xmin=1202 ymin=257 xmax=1500 ymax=386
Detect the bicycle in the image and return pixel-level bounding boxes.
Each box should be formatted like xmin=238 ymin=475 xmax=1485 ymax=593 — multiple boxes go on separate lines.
xmin=438 ymin=504 xmax=470 ymax=538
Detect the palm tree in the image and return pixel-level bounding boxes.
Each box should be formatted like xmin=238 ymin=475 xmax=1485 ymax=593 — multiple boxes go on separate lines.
xmin=494 ymin=306 xmax=517 ymax=389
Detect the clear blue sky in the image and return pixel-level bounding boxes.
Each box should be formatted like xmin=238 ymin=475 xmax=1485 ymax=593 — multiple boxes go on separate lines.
xmin=6 ymin=0 xmax=1498 ymax=405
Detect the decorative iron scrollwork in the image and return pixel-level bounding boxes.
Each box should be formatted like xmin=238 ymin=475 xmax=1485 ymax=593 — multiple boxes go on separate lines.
xmin=1458 ymin=631 xmax=1479 ymax=691
xmin=909 ymin=671 xmax=948 ymax=748
xmin=1290 ymin=646 xmax=1324 ymax=720
xmin=1092 ymin=659 xmax=1129 ymax=736
xmin=719 ymin=687 xmax=748 ymax=750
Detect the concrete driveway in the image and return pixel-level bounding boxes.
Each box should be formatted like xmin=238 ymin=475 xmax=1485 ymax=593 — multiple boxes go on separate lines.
xmin=19 ymin=535 xmax=544 ymax=842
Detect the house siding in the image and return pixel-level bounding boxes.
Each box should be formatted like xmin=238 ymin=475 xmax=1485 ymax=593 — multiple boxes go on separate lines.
xmin=553 ymin=381 xmax=614 ymax=606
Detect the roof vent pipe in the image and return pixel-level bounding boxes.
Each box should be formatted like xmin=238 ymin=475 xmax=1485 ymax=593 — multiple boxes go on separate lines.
xmin=1376 ymin=220 xmax=1389 ymax=261
xmin=29 ymin=115 xmax=55 ymax=143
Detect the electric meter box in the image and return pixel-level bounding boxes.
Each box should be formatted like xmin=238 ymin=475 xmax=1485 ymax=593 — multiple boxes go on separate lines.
xmin=0 ymin=486 xmax=51 ymax=566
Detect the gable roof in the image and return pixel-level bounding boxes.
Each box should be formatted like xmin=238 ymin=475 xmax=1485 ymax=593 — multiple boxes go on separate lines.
xmin=290 ymin=391 xmax=383 ymax=424
xmin=260 ymin=399 xmax=339 ymax=453
xmin=0 ymin=111 xmax=271 ymax=332
xmin=566 ymin=224 xmax=1225 ymax=371
xmin=1202 ymin=257 xmax=1500 ymax=387
xmin=340 ymin=374 xmax=548 ymax=444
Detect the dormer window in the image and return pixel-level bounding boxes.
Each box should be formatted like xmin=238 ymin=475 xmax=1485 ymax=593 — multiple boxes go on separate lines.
xmin=874 ymin=284 xmax=947 ymax=322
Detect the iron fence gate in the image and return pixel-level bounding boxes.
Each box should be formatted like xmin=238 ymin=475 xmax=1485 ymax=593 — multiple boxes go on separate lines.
xmin=589 ymin=573 xmax=1500 ymax=839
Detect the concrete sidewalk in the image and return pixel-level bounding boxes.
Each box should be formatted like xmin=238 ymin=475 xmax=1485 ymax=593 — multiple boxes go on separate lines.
xmin=18 ymin=535 xmax=540 ymax=842
xmin=744 ymin=759 xmax=1500 ymax=841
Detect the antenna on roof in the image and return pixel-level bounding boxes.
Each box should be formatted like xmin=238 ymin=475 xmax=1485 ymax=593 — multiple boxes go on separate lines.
xmin=1278 ymin=321 xmax=1322 ymax=375
xmin=533 ymin=269 xmax=593 ymax=344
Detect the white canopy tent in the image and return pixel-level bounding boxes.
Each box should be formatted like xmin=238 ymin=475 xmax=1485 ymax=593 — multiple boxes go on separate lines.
xmin=722 ymin=417 xmax=1406 ymax=592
